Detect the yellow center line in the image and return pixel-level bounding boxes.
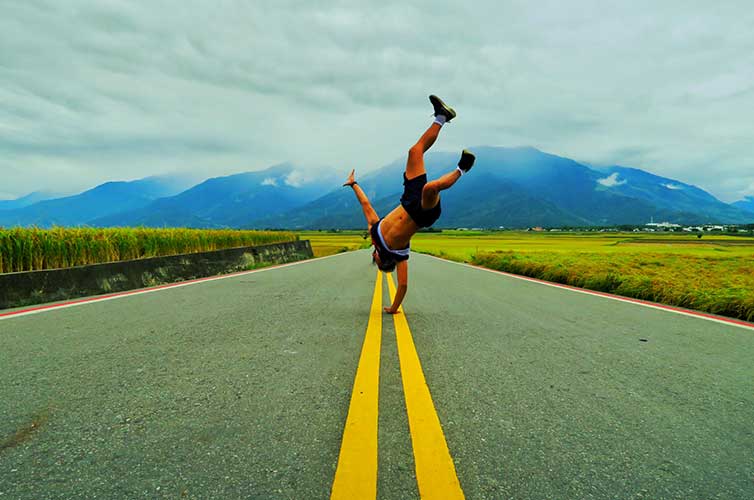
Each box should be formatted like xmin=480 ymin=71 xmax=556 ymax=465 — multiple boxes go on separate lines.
xmin=387 ymin=273 xmax=465 ymax=500
xmin=330 ymin=270 xmax=383 ymax=500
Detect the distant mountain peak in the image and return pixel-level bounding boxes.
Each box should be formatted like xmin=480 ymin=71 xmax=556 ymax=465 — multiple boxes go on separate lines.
xmin=0 ymin=191 xmax=61 ymax=211
xmin=732 ymin=196 xmax=754 ymax=215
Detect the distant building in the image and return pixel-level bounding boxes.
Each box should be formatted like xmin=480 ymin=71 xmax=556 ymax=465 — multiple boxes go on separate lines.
xmin=646 ymin=221 xmax=681 ymax=229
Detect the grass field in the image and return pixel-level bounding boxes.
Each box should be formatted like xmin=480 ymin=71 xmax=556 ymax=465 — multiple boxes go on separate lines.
xmin=298 ymin=230 xmax=372 ymax=257
xmin=0 ymin=227 xmax=297 ymax=273
xmin=303 ymin=230 xmax=754 ymax=322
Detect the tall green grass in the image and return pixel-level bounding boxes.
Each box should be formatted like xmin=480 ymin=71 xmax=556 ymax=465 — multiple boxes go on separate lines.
xmin=471 ymin=250 xmax=754 ymax=322
xmin=0 ymin=227 xmax=297 ymax=273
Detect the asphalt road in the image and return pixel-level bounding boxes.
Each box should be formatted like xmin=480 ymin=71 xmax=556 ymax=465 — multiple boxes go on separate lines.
xmin=1 ymin=251 xmax=753 ymax=499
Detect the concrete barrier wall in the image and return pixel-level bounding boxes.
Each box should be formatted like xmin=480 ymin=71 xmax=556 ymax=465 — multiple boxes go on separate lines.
xmin=0 ymin=240 xmax=313 ymax=310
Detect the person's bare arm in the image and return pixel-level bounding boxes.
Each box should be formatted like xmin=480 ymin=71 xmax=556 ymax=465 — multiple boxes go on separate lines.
xmin=384 ymin=260 xmax=408 ymax=314
xmin=344 ymin=169 xmax=379 ymax=226
xmin=421 ymin=168 xmax=461 ymax=209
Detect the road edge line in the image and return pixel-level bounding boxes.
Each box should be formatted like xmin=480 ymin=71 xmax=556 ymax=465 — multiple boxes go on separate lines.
xmin=0 ymin=252 xmax=347 ymax=321
xmin=421 ymin=253 xmax=754 ymax=332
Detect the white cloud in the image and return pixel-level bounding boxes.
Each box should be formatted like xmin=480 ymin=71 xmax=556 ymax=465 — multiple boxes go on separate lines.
xmin=1 ymin=0 xmax=754 ymax=202
xmin=261 ymin=177 xmax=277 ymax=186
xmin=284 ymin=170 xmax=310 ymax=188
xmin=597 ymin=173 xmax=627 ymax=187
xmin=662 ymin=183 xmax=683 ymax=190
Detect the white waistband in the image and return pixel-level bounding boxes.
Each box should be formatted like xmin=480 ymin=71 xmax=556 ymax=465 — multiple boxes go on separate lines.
xmin=377 ymin=220 xmax=410 ymax=256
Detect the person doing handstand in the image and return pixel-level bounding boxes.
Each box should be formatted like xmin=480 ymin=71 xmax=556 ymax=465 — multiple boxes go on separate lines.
xmin=343 ymin=95 xmax=475 ymax=314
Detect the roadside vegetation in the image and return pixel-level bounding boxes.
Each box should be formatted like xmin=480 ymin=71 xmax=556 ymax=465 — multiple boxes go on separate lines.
xmin=298 ymin=230 xmax=371 ymax=257
xmin=306 ymin=230 xmax=754 ymax=322
xmin=0 ymin=227 xmax=296 ymax=273
xmin=414 ymin=231 xmax=754 ymax=322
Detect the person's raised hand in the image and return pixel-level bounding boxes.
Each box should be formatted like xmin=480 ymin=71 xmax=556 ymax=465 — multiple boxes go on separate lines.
xmin=343 ymin=169 xmax=356 ymax=187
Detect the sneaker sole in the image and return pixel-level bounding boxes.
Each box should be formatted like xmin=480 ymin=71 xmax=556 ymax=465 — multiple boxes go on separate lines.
xmin=429 ymin=95 xmax=457 ymax=121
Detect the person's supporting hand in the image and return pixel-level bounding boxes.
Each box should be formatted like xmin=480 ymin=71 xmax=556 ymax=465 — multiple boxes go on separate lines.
xmin=343 ymin=169 xmax=356 ymax=187
xmin=383 ymin=307 xmax=399 ymax=314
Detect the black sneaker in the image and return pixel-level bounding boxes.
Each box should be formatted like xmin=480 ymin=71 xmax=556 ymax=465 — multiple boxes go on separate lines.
xmin=458 ymin=149 xmax=475 ymax=173
xmin=429 ymin=94 xmax=456 ymax=122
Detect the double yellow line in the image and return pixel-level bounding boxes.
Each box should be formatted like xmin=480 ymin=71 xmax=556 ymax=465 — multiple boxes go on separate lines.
xmin=331 ymin=271 xmax=464 ymax=499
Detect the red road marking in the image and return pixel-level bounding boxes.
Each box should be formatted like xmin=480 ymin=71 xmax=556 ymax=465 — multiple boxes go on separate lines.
xmin=0 ymin=253 xmax=343 ymax=320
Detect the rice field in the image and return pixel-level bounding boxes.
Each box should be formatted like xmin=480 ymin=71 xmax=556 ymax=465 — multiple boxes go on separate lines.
xmin=307 ymin=230 xmax=754 ymax=322
xmin=297 ymin=230 xmax=371 ymax=257
xmin=0 ymin=227 xmax=297 ymax=273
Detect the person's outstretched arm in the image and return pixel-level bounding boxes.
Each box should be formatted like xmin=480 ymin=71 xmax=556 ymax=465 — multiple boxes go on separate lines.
xmin=384 ymin=260 xmax=408 ymax=314
xmin=343 ymin=169 xmax=379 ymax=227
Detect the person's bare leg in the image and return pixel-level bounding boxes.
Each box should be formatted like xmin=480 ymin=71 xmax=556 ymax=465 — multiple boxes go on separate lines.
xmin=405 ymin=122 xmax=442 ymax=180
xmin=406 ymin=95 xmax=456 ymax=180
xmin=421 ymin=149 xmax=475 ymax=209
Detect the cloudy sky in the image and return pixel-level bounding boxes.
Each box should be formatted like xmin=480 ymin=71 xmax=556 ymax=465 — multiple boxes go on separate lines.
xmin=2 ymin=0 xmax=753 ymax=202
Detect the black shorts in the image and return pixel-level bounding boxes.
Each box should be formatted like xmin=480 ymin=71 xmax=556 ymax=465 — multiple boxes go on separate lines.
xmin=400 ymin=174 xmax=442 ymax=228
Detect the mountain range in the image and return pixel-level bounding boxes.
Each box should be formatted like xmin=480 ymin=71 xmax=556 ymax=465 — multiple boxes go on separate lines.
xmin=252 ymin=147 xmax=754 ymax=228
xmin=91 ymin=164 xmax=340 ymax=228
xmin=0 ymin=176 xmax=192 ymax=227
xmin=2 ymin=147 xmax=753 ymax=229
